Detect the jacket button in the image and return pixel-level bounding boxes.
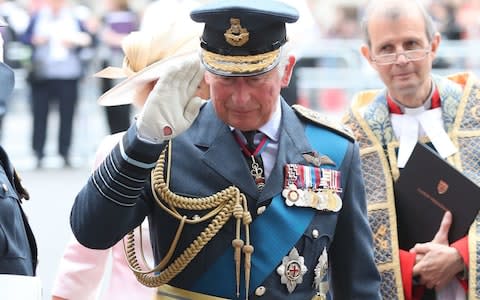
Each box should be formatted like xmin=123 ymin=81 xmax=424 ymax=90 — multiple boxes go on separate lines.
xmin=312 ymin=229 xmax=319 ymax=239
xmin=2 ymin=183 xmax=7 ymax=192
xmin=255 ymin=286 xmax=266 ymax=296
xmin=256 ymin=206 xmax=266 ymax=215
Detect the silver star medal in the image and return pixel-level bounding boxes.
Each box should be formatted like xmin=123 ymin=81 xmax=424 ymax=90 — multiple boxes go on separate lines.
xmin=313 ymin=247 xmax=329 ymax=299
xmin=282 ymin=184 xmax=305 ymax=206
xmin=276 ymin=248 xmax=308 ymax=293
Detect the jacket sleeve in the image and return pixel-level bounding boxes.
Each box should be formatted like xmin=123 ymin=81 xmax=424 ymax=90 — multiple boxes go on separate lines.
xmin=399 ymin=249 xmax=416 ymax=300
xmin=51 ymin=235 xmax=111 ymax=299
xmin=329 ymin=142 xmax=382 ymax=299
xmin=70 ymin=125 xmax=164 ymax=249
xmin=451 ymin=235 xmax=468 ymax=290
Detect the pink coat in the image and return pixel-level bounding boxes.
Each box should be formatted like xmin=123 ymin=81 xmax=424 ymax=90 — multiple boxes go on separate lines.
xmin=52 ymin=133 xmax=155 ymax=300
xmin=51 ymin=228 xmax=154 ymax=300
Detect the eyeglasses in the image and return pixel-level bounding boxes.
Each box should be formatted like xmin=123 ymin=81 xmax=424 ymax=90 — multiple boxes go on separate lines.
xmin=372 ymin=49 xmax=431 ymax=65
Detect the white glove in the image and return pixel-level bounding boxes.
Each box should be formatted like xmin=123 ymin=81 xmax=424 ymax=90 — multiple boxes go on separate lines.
xmin=136 ymin=52 xmax=205 ymax=142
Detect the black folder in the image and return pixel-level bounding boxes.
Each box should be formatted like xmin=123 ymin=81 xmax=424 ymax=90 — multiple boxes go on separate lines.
xmin=394 ymin=142 xmax=480 ymax=250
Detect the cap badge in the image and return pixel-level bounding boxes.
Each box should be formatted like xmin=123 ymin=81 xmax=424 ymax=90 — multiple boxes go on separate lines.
xmin=224 ymin=18 xmax=249 ymax=47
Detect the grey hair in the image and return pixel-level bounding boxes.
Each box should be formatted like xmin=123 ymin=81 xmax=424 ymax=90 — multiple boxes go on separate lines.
xmin=276 ymin=45 xmax=290 ymax=78
xmin=360 ymin=0 xmax=437 ymax=46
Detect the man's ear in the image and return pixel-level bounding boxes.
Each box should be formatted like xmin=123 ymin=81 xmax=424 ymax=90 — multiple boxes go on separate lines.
xmin=361 ymin=44 xmax=377 ymax=70
xmin=280 ymin=55 xmax=296 ymax=87
xmin=430 ymin=32 xmax=441 ymax=61
xmin=204 ymin=71 xmax=213 ymax=85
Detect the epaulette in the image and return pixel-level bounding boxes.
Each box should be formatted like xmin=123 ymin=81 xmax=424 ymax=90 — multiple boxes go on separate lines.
xmin=292 ymin=104 xmax=354 ymax=142
xmin=14 ymin=169 xmax=30 ymax=201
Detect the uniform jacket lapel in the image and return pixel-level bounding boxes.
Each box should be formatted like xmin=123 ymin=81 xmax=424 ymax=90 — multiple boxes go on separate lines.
xmin=191 ymin=103 xmax=257 ymax=196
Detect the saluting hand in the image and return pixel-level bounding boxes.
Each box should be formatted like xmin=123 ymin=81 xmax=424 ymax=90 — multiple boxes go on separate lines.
xmin=136 ymin=52 xmax=205 ymax=142
xmin=410 ymin=211 xmax=465 ymax=290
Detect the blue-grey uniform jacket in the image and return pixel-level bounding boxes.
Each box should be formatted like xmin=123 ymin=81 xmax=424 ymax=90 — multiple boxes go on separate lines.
xmin=0 ymin=145 xmax=37 ymax=276
xmin=71 ymin=100 xmax=381 ymax=299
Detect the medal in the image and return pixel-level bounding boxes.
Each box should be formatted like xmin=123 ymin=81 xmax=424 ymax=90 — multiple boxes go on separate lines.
xmin=282 ymin=184 xmax=304 ymax=206
xmin=250 ymin=155 xmax=265 ymax=190
xmin=283 ymin=164 xmax=343 ymax=212
xmin=313 ymin=247 xmax=329 ymax=299
xmin=276 ymin=248 xmax=308 ymax=293
xmin=234 ymin=131 xmax=269 ymax=190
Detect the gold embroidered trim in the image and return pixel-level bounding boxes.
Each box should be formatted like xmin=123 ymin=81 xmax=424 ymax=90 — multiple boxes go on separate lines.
xmin=347 ymin=92 xmax=406 ymax=299
xmin=202 ymin=49 xmax=279 ymax=74
xmin=293 ymin=104 xmax=354 ymax=141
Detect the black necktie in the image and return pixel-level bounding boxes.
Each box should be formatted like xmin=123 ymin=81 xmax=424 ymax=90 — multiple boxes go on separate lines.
xmin=422 ymin=288 xmax=435 ymax=300
xmin=243 ymin=131 xmax=257 ymax=151
xmin=242 ymin=131 xmax=265 ymax=190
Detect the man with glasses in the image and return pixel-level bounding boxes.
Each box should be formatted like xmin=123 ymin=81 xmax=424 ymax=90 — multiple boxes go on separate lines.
xmin=343 ymin=0 xmax=478 ymax=299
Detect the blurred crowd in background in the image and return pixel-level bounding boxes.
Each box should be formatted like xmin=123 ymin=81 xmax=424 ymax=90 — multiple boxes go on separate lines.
xmin=1 ymin=0 xmax=480 ymax=168
xmin=4 ymin=0 xmax=480 ymax=42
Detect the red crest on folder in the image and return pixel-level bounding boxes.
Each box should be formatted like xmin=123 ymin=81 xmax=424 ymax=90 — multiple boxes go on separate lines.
xmin=437 ymin=180 xmax=449 ymax=195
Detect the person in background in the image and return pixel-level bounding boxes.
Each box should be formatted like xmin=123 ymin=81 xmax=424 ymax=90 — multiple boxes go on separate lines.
xmin=342 ymin=0 xmax=476 ymax=299
xmin=0 ymin=1 xmax=30 ymax=139
xmin=69 ymin=0 xmax=381 ymax=299
xmin=20 ymin=0 xmax=92 ymax=168
xmin=0 ymin=25 xmax=37 ymax=279
xmin=139 ymin=0 xmax=201 ymax=34
xmin=96 ymin=0 xmax=138 ymax=134
xmin=277 ymin=0 xmax=319 ymax=106
xmin=51 ymin=18 xmax=206 ymax=300
xmin=0 ymin=0 xmax=30 ymax=68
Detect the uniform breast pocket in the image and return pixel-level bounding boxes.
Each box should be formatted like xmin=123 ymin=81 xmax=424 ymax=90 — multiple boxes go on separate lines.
xmin=297 ymin=212 xmax=337 ymax=269
xmin=0 ymin=177 xmax=29 ymax=260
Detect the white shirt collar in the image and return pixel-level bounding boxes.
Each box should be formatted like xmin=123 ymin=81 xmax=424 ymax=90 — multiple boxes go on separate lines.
xmin=230 ymin=97 xmax=282 ymax=142
xmin=391 ymin=108 xmax=457 ymax=168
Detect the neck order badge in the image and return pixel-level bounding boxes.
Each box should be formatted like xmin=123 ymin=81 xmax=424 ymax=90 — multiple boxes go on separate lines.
xmin=235 ymin=131 xmax=269 ymax=190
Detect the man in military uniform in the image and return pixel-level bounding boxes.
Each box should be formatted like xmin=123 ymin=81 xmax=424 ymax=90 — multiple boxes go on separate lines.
xmin=343 ymin=0 xmax=476 ymax=299
xmin=0 ymin=25 xmax=37 ymax=277
xmin=70 ymin=1 xmax=381 ymax=299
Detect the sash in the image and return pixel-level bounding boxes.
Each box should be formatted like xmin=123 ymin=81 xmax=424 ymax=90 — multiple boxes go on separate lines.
xmin=190 ymin=124 xmax=349 ymax=298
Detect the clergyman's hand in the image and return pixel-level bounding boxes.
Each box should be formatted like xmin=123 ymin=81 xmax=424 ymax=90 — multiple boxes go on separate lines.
xmin=136 ymin=52 xmax=205 ymax=142
xmin=410 ymin=211 xmax=464 ymax=289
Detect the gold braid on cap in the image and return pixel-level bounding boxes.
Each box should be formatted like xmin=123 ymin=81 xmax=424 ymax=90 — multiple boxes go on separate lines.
xmin=123 ymin=141 xmax=254 ymax=298
xmin=202 ymin=49 xmax=280 ymax=74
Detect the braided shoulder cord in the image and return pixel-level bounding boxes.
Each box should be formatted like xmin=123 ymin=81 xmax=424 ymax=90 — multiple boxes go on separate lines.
xmin=123 ymin=142 xmax=254 ymax=297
